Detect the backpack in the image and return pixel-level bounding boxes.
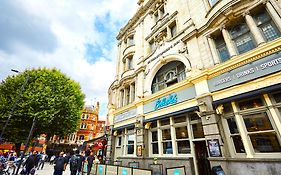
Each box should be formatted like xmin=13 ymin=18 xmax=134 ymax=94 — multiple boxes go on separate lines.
xmin=70 ymin=155 xmax=79 ymax=169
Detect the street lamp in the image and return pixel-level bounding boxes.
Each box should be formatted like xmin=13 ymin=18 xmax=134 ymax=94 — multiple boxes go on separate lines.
xmin=0 ymin=69 xmax=30 ymax=143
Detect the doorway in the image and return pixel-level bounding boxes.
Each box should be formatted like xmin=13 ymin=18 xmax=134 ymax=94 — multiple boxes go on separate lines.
xmin=194 ymin=141 xmax=211 ymax=175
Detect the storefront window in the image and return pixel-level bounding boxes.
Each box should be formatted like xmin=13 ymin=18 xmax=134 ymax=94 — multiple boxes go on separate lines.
xmin=250 ymin=133 xmax=281 ymax=152
xmin=232 ymin=135 xmax=245 ymax=153
xmin=161 ymin=118 xmax=170 ymax=126
xmin=192 ymin=123 xmax=204 ymax=138
xmin=226 ymin=117 xmax=245 ymax=153
xmin=162 ymin=129 xmax=172 ymax=154
xmin=238 ymin=98 xmax=264 ymax=110
xmin=242 ymin=112 xmax=281 ymax=153
xmin=273 ymin=92 xmax=281 ymax=103
xmin=127 ymin=134 xmax=135 ymax=154
xmin=174 ymin=116 xmax=187 ymax=123
xmin=152 ymin=131 xmax=159 ymax=154
xmin=176 ymin=127 xmax=190 ymax=154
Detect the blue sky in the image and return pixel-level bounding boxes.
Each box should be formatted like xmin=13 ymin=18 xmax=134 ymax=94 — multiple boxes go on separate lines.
xmin=0 ymin=0 xmax=138 ymax=120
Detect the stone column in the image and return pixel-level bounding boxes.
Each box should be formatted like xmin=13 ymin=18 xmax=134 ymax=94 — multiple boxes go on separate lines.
xmin=244 ymin=12 xmax=265 ymax=45
xmin=105 ymin=125 xmax=115 ymax=164
xmin=207 ymin=36 xmax=220 ymax=64
xmin=221 ymin=26 xmax=237 ymax=57
xmin=135 ymin=116 xmax=145 ymax=166
xmin=265 ymin=0 xmax=281 ymax=30
xmin=197 ymin=96 xmax=228 ymax=158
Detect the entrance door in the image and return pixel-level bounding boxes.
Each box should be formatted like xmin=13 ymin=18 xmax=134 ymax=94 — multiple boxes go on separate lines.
xmin=194 ymin=141 xmax=211 ymax=175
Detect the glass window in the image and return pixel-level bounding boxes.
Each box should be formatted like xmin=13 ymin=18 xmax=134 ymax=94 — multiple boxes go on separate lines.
xmin=230 ymin=23 xmax=256 ymax=54
xmin=152 ymin=131 xmax=159 ymax=154
xmin=175 ymin=127 xmax=190 ymax=154
xmin=174 ymin=116 xmax=186 ymax=123
xmin=227 ymin=118 xmax=239 ymax=134
xmin=250 ymin=133 xmax=281 ymax=152
xmin=215 ymin=34 xmax=230 ymax=62
xmin=128 ymin=35 xmax=134 ymax=46
xmin=242 ymin=112 xmax=281 ymax=153
xmin=151 ymin=61 xmax=186 ymax=93
xmin=127 ymin=134 xmax=135 ymax=154
xmin=151 ymin=121 xmax=157 ymax=128
xmin=243 ymin=113 xmax=273 ymax=132
xmin=162 ymin=129 xmax=172 ymax=154
xmin=117 ymin=137 xmax=122 ymax=147
xmin=232 ymin=135 xmax=246 ymax=153
xmin=161 ymin=119 xmax=170 ymax=126
xmin=208 ymin=0 xmax=219 ymax=6
xmin=238 ymin=98 xmax=264 ymax=110
xmin=192 ymin=123 xmax=204 ymax=139
xmin=128 ymin=57 xmax=133 ymax=70
xmin=254 ymin=11 xmax=280 ymax=42
xmin=226 ymin=117 xmax=246 ymax=153
xmin=273 ymin=92 xmax=281 ymax=103
xmin=176 ymin=127 xmax=188 ymax=139
xmin=169 ymin=21 xmax=177 ymax=38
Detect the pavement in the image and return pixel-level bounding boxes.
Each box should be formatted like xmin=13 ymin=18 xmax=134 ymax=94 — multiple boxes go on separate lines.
xmin=32 ymin=164 xmax=71 ymax=175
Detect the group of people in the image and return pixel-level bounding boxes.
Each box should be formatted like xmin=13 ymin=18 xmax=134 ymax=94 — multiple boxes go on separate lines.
xmin=53 ymin=150 xmax=100 ymax=175
xmin=22 ymin=151 xmax=48 ymax=174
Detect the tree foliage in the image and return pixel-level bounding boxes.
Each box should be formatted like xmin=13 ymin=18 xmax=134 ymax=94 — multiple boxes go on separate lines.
xmin=0 ymin=68 xmax=85 ymax=144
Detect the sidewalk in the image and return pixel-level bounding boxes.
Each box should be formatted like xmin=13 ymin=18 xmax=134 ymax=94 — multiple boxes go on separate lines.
xmin=34 ymin=164 xmax=71 ymax=175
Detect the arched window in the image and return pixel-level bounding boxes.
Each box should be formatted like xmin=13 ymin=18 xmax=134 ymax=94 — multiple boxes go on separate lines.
xmin=151 ymin=61 xmax=186 ymax=93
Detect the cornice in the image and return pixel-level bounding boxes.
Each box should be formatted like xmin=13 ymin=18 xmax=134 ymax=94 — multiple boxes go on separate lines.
xmin=117 ymin=0 xmax=156 ymax=40
xmin=145 ymin=11 xmax=178 ymax=41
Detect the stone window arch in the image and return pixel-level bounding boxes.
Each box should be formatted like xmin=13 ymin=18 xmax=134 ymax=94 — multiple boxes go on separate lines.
xmin=151 ymin=61 xmax=186 ymax=93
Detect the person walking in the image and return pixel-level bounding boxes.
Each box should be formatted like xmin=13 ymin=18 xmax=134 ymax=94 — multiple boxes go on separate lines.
xmin=69 ymin=151 xmax=79 ymax=175
xmin=37 ymin=152 xmax=47 ymax=170
xmin=53 ymin=152 xmax=67 ymax=175
xmin=24 ymin=151 xmax=38 ymax=175
xmin=77 ymin=151 xmax=85 ymax=175
xmin=86 ymin=152 xmax=95 ymax=175
xmin=50 ymin=155 xmax=56 ymax=165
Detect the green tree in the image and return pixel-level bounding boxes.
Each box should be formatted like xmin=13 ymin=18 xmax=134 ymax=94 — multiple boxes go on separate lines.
xmin=0 ymin=68 xmax=85 ymax=149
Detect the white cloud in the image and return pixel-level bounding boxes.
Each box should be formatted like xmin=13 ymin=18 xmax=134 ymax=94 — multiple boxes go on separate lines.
xmin=0 ymin=0 xmax=138 ymax=119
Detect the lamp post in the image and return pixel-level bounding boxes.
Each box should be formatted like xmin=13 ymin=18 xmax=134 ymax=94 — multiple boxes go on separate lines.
xmin=0 ymin=69 xmax=29 ymax=143
xmin=15 ymin=117 xmax=36 ymax=175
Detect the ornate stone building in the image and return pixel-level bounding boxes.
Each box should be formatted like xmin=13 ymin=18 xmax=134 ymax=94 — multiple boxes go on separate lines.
xmin=107 ymin=0 xmax=281 ymax=174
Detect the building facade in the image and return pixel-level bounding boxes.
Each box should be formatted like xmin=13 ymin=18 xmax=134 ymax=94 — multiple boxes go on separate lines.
xmin=49 ymin=103 xmax=102 ymax=152
xmin=107 ymin=0 xmax=281 ymax=175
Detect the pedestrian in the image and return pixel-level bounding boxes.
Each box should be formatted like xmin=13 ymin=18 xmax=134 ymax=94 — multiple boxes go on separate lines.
xmin=69 ymin=151 xmax=79 ymax=175
xmin=86 ymin=152 xmax=95 ymax=175
xmin=24 ymin=151 xmax=38 ymax=175
xmin=50 ymin=155 xmax=56 ymax=165
xmin=77 ymin=151 xmax=85 ymax=175
xmin=37 ymin=152 xmax=47 ymax=170
xmin=53 ymin=152 xmax=67 ymax=175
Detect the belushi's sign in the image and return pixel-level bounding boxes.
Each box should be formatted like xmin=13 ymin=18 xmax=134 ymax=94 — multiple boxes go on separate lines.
xmin=143 ymin=85 xmax=196 ymax=114
xmin=154 ymin=93 xmax=178 ymax=110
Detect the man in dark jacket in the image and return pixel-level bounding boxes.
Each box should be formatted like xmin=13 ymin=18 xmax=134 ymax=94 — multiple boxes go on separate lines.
xmin=53 ymin=152 xmax=67 ymax=175
xmin=86 ymin=152 xmax=95 ymax=175
xmin=24 ymin=151 xmax=38 ymax=175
